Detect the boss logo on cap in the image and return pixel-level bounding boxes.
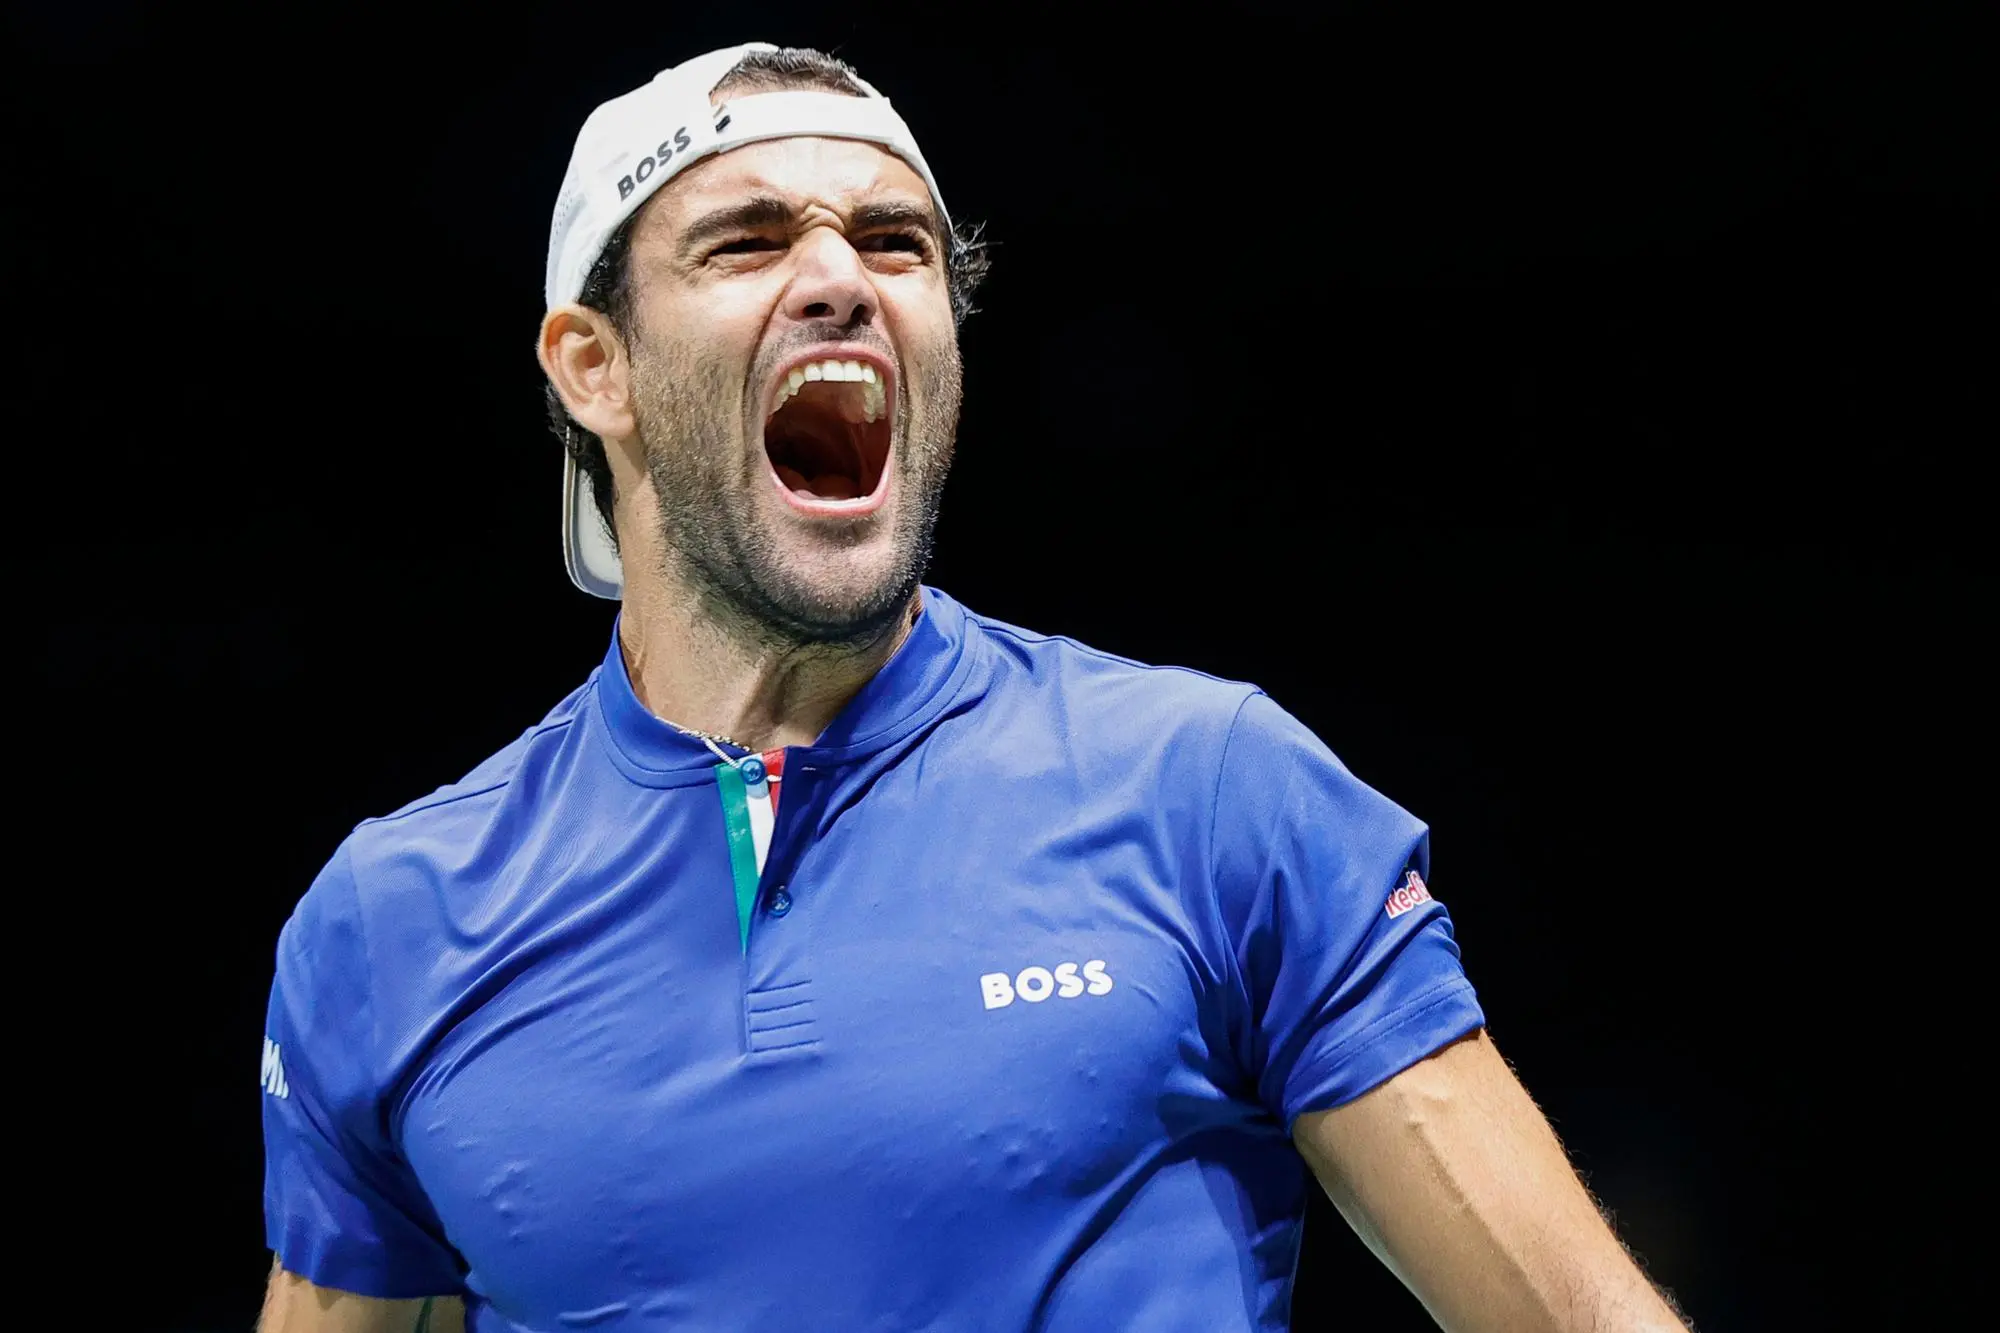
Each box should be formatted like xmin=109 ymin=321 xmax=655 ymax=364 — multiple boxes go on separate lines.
xmin=617 ymin=125 xmax=694 ymax=201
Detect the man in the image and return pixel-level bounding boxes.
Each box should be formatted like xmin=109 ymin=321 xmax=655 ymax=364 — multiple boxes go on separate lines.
xmin=259 ymin=41 xmax=1693 ymax=1333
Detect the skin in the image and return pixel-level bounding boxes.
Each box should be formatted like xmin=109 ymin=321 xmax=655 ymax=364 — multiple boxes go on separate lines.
xmin=259 ymin=1265 xmax=461 ymax=1333
xmin=260 ymin=122 xmax=1689 ymax=1333
xmin=1296 ymin=1030 xmax=1690 ymax=1332
xmin=543 ymin=133 xmax=963 ymax=752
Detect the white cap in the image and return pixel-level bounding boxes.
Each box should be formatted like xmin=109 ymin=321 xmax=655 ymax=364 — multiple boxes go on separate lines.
xmin=545 ymin=42 xmax=952 ymax=599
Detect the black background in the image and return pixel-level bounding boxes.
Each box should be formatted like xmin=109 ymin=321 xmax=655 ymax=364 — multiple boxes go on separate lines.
xmin=11 ymin=5 xmax=1987 ymax=1330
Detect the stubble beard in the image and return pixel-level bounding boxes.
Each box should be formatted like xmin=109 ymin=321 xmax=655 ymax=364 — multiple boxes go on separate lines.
xmin=629 ymin=328 xmax=962 ymax=654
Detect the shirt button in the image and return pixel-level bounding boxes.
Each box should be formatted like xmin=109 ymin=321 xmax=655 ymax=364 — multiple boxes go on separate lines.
xmin=739 ymin=756 xmax=767 ymax=786
xmin=768 ymin=887 xmax=792 ymax=916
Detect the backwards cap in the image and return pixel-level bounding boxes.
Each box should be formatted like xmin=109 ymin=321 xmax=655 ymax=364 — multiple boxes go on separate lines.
xmin=545 ymin=42 xmax=951 ymax=599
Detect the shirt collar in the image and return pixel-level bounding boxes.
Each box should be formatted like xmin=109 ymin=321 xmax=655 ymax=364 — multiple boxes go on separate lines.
xmin=591 ymin=585 xmax=975 ymax=785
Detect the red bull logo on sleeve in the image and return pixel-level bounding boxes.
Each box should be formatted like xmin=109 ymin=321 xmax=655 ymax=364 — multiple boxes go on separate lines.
xmin=1384 ymin=869 xmax=1434 ymax=920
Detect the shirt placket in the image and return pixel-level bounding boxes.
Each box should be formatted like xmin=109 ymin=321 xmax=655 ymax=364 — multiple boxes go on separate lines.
xmin=714 ymin=750 xmax=824 ymax=1054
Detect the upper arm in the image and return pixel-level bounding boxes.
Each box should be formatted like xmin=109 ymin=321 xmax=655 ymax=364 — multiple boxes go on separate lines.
xmin=264 ymin=848 xmax=465 ymax=1300
xmin=1206 ymin=691 xmax=1485 ymax=1125
xmin=1293 ymin=1028 xmax=1689 ymax=1333
xmin=259 ymin=1261 xmax=463 ymax=1333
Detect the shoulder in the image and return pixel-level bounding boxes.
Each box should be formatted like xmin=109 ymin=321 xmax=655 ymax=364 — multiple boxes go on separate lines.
xmin=948 ymin=599 xmax=1331 ymax=841
xmin=1208 ymin=691 xmax=1427 ymax=905
xmin=271 ymin=678 xmax=601 ymax=1083
xmin=283 ymin=678 xmax=596 ymax=957
xmin=954 ymin=600 xmax=1416 ymax=859
xmin=350 ymin=676 xmax=593 ymax=860
xmin=962 ymin=602 xmax=1261 ymax=749
xmin=363 ymin=678 xmax=594 ymax=833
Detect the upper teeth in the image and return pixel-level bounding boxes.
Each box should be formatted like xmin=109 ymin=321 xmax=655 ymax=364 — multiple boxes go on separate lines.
xmin=772 ymin=358 xmax=888 ymax=423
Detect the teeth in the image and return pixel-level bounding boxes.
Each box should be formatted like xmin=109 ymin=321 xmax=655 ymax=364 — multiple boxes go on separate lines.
xmin=770 ymin=358 xmax=893 ymax=417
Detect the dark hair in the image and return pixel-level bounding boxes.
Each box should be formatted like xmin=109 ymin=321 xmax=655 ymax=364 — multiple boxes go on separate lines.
xmin=545 ymin=46 xmax=993 ymax=547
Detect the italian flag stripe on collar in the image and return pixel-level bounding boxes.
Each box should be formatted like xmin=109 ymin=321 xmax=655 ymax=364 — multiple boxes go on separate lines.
xmin=713 ymin=750 xmax=786 ymax=953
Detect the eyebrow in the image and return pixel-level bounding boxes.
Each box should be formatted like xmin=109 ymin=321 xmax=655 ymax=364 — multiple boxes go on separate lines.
xmin=850 ymin=199 xmax=943 ymax=245
xmin=675 ymin=196 xmax=796 ymax=257
xmin=675 ymin=194 xmax=944 ymax=258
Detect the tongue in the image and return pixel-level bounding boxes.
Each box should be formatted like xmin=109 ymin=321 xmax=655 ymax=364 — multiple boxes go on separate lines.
xmin=774 ymin=464 xmax=860 ymax=501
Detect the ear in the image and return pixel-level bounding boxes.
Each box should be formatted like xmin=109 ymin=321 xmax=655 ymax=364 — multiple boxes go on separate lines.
xmin=537 ymin=304 xmax=635 ymax=443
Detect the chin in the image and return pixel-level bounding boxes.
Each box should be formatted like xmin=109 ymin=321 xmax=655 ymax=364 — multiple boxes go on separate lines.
xmin=734 ymin=525 xmax=923 ymax=647
xmin=792 ymin=556 xmax=919 ymax=632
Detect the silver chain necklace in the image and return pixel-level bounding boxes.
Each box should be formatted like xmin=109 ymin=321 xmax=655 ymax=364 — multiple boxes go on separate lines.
xmin=672 ymin=722 xmax=751 ymax=752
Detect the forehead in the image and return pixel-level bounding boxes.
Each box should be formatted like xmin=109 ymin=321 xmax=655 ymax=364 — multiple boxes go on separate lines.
xmin=646 ymin=136 xmax=935 ymax=233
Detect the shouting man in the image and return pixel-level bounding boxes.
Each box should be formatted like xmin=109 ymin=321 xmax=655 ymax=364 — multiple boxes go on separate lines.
xmin=258 ymin=41 xmax=1693 ymax=1333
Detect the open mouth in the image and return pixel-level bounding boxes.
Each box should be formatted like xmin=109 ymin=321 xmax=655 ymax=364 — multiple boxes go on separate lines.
xmin=762 ymin=358 xmax=892 ymax=507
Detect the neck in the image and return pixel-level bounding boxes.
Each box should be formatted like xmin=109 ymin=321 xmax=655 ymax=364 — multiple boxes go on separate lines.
xmin=616 ymin=575 xmax=921 ymax=754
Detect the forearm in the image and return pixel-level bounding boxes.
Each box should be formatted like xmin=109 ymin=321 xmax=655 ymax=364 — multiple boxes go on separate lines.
xmin=1319 ymin=1163 xmax=1686 ymax=1332
xmin=1298 ymin=1031 xmax=1691 ymax=1333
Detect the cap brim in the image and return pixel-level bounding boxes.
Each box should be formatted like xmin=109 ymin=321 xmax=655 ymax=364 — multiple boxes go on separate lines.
xmin=562 ymin=452 xmax=624 ymax=599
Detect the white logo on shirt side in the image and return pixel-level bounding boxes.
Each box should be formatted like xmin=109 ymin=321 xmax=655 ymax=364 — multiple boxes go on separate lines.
xmin=260 ymin=1036 xmax=289 ymax=1099
xmin=980 ymin=960 xmax=1113 ymax=1009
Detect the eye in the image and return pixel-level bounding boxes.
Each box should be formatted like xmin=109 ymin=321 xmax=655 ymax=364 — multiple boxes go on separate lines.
xmin=860 ymin=230 xmax=930 ymax=256
xmin=709 ymin=236 xmax=785 ymax=257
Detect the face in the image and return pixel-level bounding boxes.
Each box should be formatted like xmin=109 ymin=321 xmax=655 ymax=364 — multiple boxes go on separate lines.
xmin=614 ymin=136 xmax=961 ymax=647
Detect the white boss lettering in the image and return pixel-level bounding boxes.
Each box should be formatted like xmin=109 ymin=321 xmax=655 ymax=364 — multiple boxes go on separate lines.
xmin=979 ymin=960 xmax=1114 ymax=1009
xmin=980 ymin=972 xmax=1015 ymax=1009
xmin=260 ymin=1036 xmax=289 ymax=1100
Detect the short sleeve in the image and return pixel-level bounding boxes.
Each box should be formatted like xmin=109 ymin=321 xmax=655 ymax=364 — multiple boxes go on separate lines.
xmin=261 ymin=844 xmax=463 ymax=1298
xmin=1209 ymin=692 xmax=1485 ymax=1129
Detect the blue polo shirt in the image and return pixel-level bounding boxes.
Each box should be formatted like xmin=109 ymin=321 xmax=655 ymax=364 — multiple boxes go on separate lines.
xmin=262 ymin=586 xmax=1484 ymax=1332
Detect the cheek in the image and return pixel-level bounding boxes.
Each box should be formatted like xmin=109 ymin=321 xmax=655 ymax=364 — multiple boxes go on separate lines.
xmin=916 ymin=335 xmax=964 ymax=420
xmin=892 ymin=299 xmax=961 ymax=397
xmin=635 ymin=326 xmax=743 ymax=422
xmin=637 ymin=286 xmax=764 ymax=385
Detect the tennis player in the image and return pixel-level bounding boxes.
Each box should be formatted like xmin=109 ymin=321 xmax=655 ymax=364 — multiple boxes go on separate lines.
xmin=257 ymin=42 xmax=1693 ymax=1333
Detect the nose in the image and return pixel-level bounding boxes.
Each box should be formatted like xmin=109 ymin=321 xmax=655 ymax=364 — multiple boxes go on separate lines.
xmin=782 ymin=227 xmax=875 ymax=329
